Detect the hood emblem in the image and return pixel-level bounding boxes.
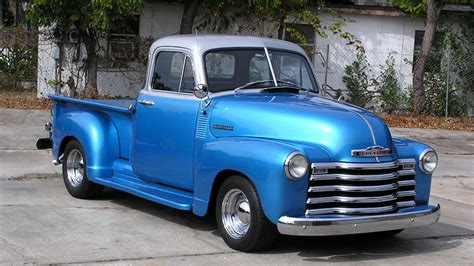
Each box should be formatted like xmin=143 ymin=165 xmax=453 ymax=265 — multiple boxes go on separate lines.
xmin=352 ymin=145 xmax=392 ymax=157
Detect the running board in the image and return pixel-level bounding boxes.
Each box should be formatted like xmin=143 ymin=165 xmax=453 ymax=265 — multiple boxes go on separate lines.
xmin=93 ymin=159 xmax=193 ymax=211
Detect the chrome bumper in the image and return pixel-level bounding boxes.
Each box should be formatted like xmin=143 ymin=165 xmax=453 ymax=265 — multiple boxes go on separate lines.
xmin=278 ymin=204 xmax=440 ymax=236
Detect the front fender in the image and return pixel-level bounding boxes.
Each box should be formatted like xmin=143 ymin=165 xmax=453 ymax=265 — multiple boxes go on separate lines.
xmin=192 ymin=137 xmax=331 ymax=224
xmin=53 ymin=110 xmax=120 ymax=181
xmin=393 ymin=137 xmax=435 ymax=205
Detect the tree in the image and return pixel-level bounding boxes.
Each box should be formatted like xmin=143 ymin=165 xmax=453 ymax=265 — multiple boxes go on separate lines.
xmin=392 ymin=0 xmax=443 ymax=114
xmin=180 ymin=0 xmax=201 ymax=34
xmin=186 ymin=0 xmax=362 ymax=53
xmin=28 ymin=0 xmax=143 ymax=98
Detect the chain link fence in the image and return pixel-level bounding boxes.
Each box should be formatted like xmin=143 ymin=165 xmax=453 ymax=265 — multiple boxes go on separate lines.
xmin=314 ymin=44 xmax=473 ymax=117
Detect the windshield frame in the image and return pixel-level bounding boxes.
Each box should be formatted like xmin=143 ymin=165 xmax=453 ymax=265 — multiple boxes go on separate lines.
xmin=203 ymin=47 xmax=320 ymax=94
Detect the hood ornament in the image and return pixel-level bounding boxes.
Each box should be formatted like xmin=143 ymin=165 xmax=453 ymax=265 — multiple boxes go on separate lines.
xmin=352 ymin=145 xmax=392 ymax=157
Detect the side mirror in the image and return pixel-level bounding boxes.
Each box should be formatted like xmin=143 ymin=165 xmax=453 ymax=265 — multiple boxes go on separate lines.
xmin=194 ymin=84 xmax=209 ymax=99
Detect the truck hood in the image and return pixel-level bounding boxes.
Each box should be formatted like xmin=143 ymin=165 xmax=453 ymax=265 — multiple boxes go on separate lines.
xmin=209 ymin=92 xmax=395 ymax=162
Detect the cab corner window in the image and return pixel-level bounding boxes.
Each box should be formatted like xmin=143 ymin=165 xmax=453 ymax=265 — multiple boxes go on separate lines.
xmin=152 ymin=51 xmax=195 ymax=92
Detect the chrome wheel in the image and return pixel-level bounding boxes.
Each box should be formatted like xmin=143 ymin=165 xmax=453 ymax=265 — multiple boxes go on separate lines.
xmin=66 ymin=149 xmax=84 ymax=187
xmin=221 ymin=188 xmax=251 ymax=239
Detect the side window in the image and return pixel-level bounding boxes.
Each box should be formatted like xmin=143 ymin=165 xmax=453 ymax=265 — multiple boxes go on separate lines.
xmin=152 ymin=51 xmax=195 ymax=92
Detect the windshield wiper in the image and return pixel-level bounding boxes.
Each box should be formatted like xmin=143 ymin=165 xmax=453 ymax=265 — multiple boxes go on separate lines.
xmin=273 ymin=80 xmax=311 ymax=93
xmin=233 ymin=80 xmax=274 ymax=93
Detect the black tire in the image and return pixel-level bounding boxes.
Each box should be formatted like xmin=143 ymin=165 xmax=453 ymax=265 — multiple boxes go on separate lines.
xmin=216 ymin=176 xmax=277 ymax=252
xmin=62 ymin=140 xmax=103 ymax=199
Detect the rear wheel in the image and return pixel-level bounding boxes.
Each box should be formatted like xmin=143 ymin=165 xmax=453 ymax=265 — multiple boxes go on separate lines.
xmin=216 ymin=176 xmax=277 ymax=252
xmin=62 ymin=140 xmax=103 ymax=198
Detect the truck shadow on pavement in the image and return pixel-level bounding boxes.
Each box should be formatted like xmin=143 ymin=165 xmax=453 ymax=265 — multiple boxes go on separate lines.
xmin=101 ymin=188 xmax=472 ymax=262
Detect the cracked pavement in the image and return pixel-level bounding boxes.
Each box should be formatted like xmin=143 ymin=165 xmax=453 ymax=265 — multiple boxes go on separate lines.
xmin=0 ymin=109 xmax=473 ymax=264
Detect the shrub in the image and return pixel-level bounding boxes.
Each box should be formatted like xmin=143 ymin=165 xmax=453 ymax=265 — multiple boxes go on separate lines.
xmin=342 ymin=53 xmax=370 ymax=107
xmin=374 ymin=53 xmax=402 ymax=114
xmin=0 ymin=44 xmax=37 ymax=90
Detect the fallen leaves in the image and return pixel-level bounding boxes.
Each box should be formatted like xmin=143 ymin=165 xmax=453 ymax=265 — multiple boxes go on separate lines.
xmin=380 ymin=114 xmax=473 ymax=131
xmin=0 ymin=89 xmax=52 ymax=110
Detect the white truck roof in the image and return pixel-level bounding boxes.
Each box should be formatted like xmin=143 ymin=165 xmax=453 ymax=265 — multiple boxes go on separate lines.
xmin=149 ymin=35 xmax=307 ymax=56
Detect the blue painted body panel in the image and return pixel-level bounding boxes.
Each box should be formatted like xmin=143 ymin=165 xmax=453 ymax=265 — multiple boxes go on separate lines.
xmin=49 ymin=90 xmax=435 ymax=225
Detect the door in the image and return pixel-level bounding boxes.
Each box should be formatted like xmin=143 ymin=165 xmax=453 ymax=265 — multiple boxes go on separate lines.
xmin=132 ymin=50 xmax=199 ymax=191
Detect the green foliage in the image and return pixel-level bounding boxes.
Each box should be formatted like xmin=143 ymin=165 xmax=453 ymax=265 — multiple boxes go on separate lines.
xmin=391 ymin=0 xmax=427 ymax=16
xmin=0 ymin=44 xmax=37 ymax=90
xmin=342 ymin=53 xmax=370 ymax=107
xmin=28 ymin=0 xmax=143 ymax=35
xmin=197 ymin=0 xmax=363 ymax=53
xmin=374 ymin=53 xmax=402 ymax=114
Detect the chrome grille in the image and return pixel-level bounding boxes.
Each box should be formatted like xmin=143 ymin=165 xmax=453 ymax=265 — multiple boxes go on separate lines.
xmin=306 ymin=159 xmax=416 ymax=216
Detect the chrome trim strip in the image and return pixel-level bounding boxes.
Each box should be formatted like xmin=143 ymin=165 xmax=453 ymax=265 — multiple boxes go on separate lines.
xmin=398 ymin=180 xmax=416 ymax=186
xmin=308 ymin=183 xmax=398 ymax=193
xmin=397 ymin=201 xmax=416 ymax=208
xmin=398 ymin=158 xmax=416 ymax=165
xmin=311 ymin=161 xmax=399 ymax=170
xmin=352 ymin=112 xmax=377 ymax=145
xmin=310 ymin=172 xmax=397 ymax=181
xmin=307 ymin=194 xmax=397 ymax=204
xmin=278 ymin=205 xmax=440 ymax=236
xmin=305 ymin=205 xmax=397 ymax=215
xmin=397 ymin=190 xmax=416 ymax=197
xmin=398 ymin=169 xmax=415 ymax=176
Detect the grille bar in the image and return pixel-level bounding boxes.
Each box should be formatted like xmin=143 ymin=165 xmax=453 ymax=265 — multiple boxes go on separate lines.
xmin=310 ymin=172 xmax=398 ymax=182
xmin=307 ymin=194 xmax=397 ymax=204
xmin=307 ymin=159 xmax=416 ymax=216
xmin=308 ymin=183 xmax=398 ymax=193
xmin=306 ymin=205 xmax=397 ymax=216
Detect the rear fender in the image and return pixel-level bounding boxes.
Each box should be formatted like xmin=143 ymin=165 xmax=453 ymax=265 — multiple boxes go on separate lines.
xmin=53 ymin=110 xmax=120 ymax=181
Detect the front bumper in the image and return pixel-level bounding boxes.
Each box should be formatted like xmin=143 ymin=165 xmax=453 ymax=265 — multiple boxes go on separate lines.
xmin=278 ymin=204 xmax=440 ymax=236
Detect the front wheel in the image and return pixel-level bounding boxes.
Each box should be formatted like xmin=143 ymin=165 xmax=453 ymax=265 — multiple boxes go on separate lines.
xmin=216 ymin=176 xmax=277 ymax=252
xmin=62 ymin=140 xmax=103 ymax=199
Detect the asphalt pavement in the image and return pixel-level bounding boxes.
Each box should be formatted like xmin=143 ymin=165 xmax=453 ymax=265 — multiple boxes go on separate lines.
xmin=0 ymin=108 xmax=473 ymax=265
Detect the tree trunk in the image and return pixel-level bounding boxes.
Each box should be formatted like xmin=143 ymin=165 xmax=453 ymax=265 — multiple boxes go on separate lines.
xmin=277 ymin=15 xmax=285 ymax=40
xmin=412 ymin=0 xmax=441 ymax=114
xmin=180 ymin=0 xmax=200 ymax=34
xmin=82 ymin=30 xmax=98 ymax=99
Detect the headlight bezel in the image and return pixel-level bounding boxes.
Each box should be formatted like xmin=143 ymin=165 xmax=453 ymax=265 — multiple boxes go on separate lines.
xmin=284 ymin=151 xmax=309 ymax=180
xmin=419 ymin=149 xmax=438 ymax=174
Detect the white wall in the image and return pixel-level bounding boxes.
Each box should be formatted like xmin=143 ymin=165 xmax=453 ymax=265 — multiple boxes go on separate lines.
xmin=313 ymin=12 xmax=426 ymax=94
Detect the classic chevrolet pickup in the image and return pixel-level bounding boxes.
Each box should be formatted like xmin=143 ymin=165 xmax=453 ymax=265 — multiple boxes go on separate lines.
xmin=37 ymin=35 xmax=440 ymax=252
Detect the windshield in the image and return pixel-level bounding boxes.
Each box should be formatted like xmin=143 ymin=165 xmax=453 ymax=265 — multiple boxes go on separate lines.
xmin=204 ymin=49 xmax=319 ymax=93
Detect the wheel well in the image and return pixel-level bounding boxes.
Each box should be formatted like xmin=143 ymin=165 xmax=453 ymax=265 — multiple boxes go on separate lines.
xmin=58 ymin=136 xmax=78 ymax=159
xmin=208 ymin=169 xmax=249 ymax=216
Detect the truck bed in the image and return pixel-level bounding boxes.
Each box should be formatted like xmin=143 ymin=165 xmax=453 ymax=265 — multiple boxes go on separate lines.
xmin=49 ymin=95 xmax=135 ymax=159
xmin=49 ymin=95 xmax=135 ymax=114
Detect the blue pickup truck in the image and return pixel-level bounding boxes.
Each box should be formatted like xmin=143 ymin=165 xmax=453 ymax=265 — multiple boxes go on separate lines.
xmin=37 ymin=35 xmax=440 ymax=252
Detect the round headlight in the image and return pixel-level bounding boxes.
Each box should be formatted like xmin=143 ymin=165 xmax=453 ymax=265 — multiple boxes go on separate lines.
xmin=419 ymin=149 xmax=438 ymax=174
xmin=284 ymin=152 xmax=308 ymax=180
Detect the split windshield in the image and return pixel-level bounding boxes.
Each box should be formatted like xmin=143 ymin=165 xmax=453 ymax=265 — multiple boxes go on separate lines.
xmin=204 ymin=49 xmax=319 ymax=93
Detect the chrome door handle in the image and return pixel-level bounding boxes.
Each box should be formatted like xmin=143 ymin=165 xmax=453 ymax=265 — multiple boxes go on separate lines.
xmin=138 ymin=100 xmax=155 ymax=106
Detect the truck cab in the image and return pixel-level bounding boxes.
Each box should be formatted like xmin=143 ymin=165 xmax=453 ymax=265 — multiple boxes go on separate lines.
xmin=39 ymin=35 xmax=440 ymax=252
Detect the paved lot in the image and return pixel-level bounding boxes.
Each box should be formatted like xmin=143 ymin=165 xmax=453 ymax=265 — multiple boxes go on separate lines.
xmin=0 ymin=108 xmax=473 ymax=265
